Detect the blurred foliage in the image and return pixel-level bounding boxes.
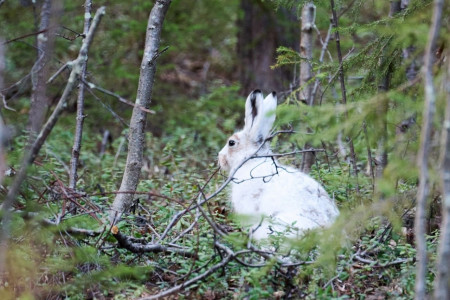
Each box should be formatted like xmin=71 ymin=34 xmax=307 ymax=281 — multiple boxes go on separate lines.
xmin=0 ymin=0 xmax=449 ymax=299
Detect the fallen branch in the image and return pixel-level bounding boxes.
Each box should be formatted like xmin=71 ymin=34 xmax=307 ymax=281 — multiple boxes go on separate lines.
xmin=3 ymin=210 xmax=103 ymax=237
xmin=112 ymin=230 xmax=196 ymax=258
xmin=41 ymin=218 xmax=102 ymax=237
xmin=353 ymin=255 xmax=412 ymax=268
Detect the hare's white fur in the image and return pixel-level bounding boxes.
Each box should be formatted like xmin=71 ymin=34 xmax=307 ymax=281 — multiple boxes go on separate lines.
xmin=218 ymin=90 xmax=339 ymax=240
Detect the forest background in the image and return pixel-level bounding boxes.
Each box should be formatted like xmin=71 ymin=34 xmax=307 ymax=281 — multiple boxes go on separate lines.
xmin=0 ymin=0 xmax=449 ymax=299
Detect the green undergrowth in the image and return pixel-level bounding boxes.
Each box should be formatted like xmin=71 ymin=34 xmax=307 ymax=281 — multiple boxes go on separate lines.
xmin=1 ymin=85 xmax=439 ymax=299
xmin=1 ymin=0 xmax=446 ymax=297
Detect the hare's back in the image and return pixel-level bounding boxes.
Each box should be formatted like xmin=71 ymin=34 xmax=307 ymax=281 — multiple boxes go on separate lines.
xmin=261 ymin=167 xmax=338 ymax=224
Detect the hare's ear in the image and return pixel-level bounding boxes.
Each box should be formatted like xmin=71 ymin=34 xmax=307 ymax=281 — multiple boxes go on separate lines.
xmin=243 ymin=89 xmax=264 ymax=133
xmin=257 ymin=91 xmax=277 ymax=139
xmin=244 ymin=90 xmax=277 ymax=143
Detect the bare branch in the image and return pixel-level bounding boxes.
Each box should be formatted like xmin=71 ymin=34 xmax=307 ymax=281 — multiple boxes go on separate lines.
xmin=0 ymin=7 xmax=106 ymax=276
xmin=112 ymin=231 xmax=196 ymax=258
xmin=47 ymin=62 xmax=68 ymax=84
xmin=69 ymin=0 xmax=93 ymax=201
xmin=353 ymin=255 xmax=412 ymax=268
xmin=84 ymin=85 xmax=129 ymax=126
xmin=3 ymin=29 xmax=48 ymax=45
xmin=311 ymin=23 xmax=333 ymax=104
xmin=330 ymin=0 xmax=359 ymax=191
xmin=140 ymin=242 xmax=245 ymax=300
xmin=39 ymin=217 xmax=102 ymax=237
xmin=84 ymin=80 xmax=155 ymax=114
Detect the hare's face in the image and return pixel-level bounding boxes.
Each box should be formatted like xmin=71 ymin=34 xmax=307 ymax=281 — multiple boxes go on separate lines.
xmin=218 ymin=131 xmax=257 ymax=173
xmin=219 ymin=90 xmax=277 ymax=174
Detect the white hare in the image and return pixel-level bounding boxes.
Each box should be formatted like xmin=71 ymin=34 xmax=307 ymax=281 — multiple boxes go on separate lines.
xmin=218 ymin=90 xmax=339 ymax=240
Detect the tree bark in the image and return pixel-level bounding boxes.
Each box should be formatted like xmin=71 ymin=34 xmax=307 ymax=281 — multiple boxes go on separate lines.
xmin=415 ymin=0 xmax=443 ymax=298
xmin=28 ymin=0 xmax=57 ymax=134
xmin=236 ymin=0 xmax=298 ymax=93
xmin=0 ymin=37 xmax=6 ymax=277
xmin=68 ymin=0 xmax=92 ymax=210
xmin=109 ymin=0 xmax=171 ymax=225
xmin=299 ymin=2 xmax=314 ymax=105
xmin=434 ymin=52 xmax=450 ymax=300
xmin=299 ymin=2 xmax=315 ymax=173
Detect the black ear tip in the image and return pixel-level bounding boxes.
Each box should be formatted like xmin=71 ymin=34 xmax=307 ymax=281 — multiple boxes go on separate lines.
xmin=253 ymin=89 xmax=262 ymax=94
xmin=271 ymin=91 xmax=277 ymax=96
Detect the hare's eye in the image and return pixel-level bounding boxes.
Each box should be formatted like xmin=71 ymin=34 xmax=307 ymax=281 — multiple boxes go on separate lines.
xmin=228 ymin=139 xmax=236 ymax=147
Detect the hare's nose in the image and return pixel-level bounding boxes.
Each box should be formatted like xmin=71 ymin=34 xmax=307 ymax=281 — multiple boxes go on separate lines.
xmin=218 ymin=152 xmax=227 ymax=169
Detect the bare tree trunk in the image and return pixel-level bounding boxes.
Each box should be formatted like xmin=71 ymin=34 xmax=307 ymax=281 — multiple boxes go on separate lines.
xmin=0 ymin=38 xmax=4 ymax=118
xmin=236 ymin=0 xmax=298 ymax=94
xmin=415 ymin=0 xmax=443 ymax=298
xmin=28 ymin=0 xmax=57 ymax=134
xmin=68 ymin=0 xmax=92 ymax=212
xmin=0 ymin=7 xmax=105 ymax=278
xmin=299 ymin=2 xmax=315 ymax=173
xmin=0 ymin=36 xmax=6 ymax=277
xmin=299 ymin=3 xmax=314 ymax=105
xmin=330 ymin=0 xmax=359 ymax=189
xmin=434 ymin=52 xmax=450 ymax=300
xmin=109 ymin=0 xmax=171 ymax=225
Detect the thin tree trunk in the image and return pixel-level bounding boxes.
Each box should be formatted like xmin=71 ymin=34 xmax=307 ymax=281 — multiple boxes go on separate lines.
xmin=68 ymin=0 xmax=93 ymax=212
xmin=28 ymin=0 xmax=57 ymax=134
xmin=330 ymin=0 xmax=359 ymax=190
xmin=299 ymin=2 xmax=315 ymax=173
xmin=299 ymin=2 xmax=314 ymax=105
xmin=415 ymin=0 xmax=443 ymax=298
xmin=0 ymin=7 xmax=105 ymax=278
xmin=0 ymin=37 xmax=6 ymax=277
xmin=311 ymin=23 xmax=333 ymax=105
xmin=109 ymin=0 xmax=171 ymax=225
xmin=0 ymin=36 xmax=5 ymax=184
xmin=375 ymin=1 xmax=402 ymax=179
xmin=396 ymin=0 xmax=417 ymax=135
xmin=434 ymin=52 xmax=450 ymax=300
